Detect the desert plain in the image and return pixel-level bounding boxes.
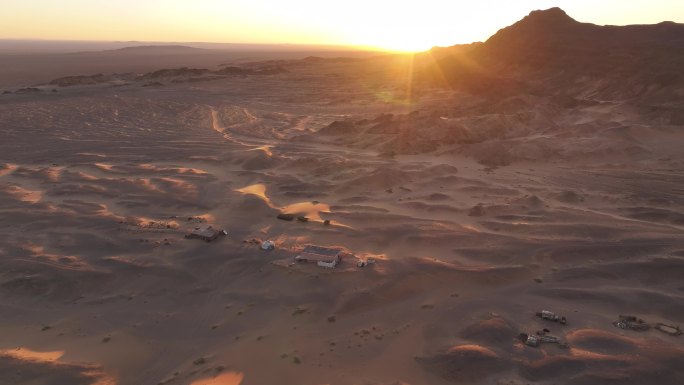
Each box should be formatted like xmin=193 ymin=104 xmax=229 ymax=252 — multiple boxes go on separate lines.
xmin=1 ymin=8 xmax=684 ymax=385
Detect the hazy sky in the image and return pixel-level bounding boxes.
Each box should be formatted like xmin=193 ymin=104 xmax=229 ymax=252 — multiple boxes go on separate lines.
xmin=2 ymin=0 xmax=684 ymax=51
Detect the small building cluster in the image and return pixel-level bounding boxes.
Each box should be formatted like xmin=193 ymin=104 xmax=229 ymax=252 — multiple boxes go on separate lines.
xmin=295 ymin=245 xmax=341 ymax=268
xmin=185 ymin=224 xmax=226 ymax=242
xmin=520 ymin=310 xmax=682 ymax=350
xmin=356 ymin=258 xmax=376 ymax=268
xmin=519 ymin=332 xmax=567 ymax=348
xmin=261 ymin=240 xmax=275 ymax=250
xmin=536 ymin=310 xmax=567 ymax=324
xmin=519 ymin=309 xmax=570 ymax=349
xmin=613 ymin=314 xmax=682 ymax=335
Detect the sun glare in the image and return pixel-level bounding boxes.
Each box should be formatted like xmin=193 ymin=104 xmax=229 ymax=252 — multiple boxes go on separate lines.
xmin=2 ymin=1 xmax=683 ymax=50
xmin=365 ymin=39 xmax=435 ymax=53
xmin=345 ymin=26 xmax=442 ymax=52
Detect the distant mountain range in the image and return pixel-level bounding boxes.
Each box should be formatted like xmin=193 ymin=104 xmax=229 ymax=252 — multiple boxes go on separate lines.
xmin=110 ymin=45 xmax=205 ymax=52
xmin=0 ymin=40 xmax=378 ymax=55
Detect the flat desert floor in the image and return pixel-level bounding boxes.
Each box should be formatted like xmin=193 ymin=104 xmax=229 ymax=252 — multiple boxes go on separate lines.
xmin=1 ymin=55 xmax=684 ymax=385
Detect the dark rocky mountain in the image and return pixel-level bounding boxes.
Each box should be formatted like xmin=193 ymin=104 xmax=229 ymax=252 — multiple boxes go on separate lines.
xmin=109 ymin=45 xmax=207 ymax=53
xmin=480 ymin=8 xmax=684 ymax=73
xmin=422 ymin=7 xmax=684 ymax=99
xmin=313 ymin=8 xmax=684 ymax=165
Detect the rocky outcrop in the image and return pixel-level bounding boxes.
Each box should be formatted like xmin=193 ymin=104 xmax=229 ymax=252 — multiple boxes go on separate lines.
xmin=49 ymin=73 xmax=108 ymax=87
xmin=310 ymin=9 xmax=684 ymax=165
xmin=142 ymin=67 xmax=210 ymax=79
xmin=215 ymin=65 xmax=287 ymax=76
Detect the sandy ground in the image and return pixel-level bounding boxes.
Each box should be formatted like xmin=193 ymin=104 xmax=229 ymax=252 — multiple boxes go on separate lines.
xmin=1 ymin=53 xmax=684 ymax=385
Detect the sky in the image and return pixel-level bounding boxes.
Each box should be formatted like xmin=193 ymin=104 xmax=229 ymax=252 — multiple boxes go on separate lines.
xmin=2 ymin=0 xmax=684 ymax=51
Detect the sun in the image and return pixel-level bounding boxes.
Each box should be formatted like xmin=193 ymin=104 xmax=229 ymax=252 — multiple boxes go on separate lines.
xmin=349 ymin=31 xmax=438 ymax=53
xmin=367 ymin=29 xmax=442 ymax=52
xmin=371 ymin=39 xmax=434 ymax=53
xmin=335 ymin=11 xmax=462 ymax=53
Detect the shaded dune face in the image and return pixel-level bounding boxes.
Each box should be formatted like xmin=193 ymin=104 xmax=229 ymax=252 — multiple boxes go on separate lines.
xmin=0 ymin=263 xmax=111 ymax=300
xmin=519 ymin=330 xmax=684 ymax=384
xmin=416 ymin=344 xmax=511 ymax=383
xmin=567 ymin=329 xmax=640 ymax=354
xmin=189 ymin=371 xmax=244 ymax=385
xmin=420 ymin=322 xmax=684 ymax=385
xmin=459 ymin=316 xmax=516 ymax=345
xmin=0 ymin=348 xmax=113 ymax=385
